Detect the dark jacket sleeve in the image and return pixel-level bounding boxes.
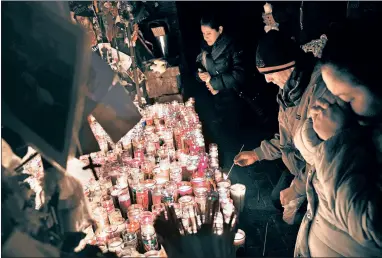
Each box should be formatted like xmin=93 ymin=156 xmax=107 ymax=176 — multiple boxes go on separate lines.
xmin=195 ymin=52 xmax=205 ymax=83
xmin=314 ymin=127 xmax=382 ymax=249
xmin=253 ymin=134 xmax=282 ymax=161
xmin=209 ymin=49 xmax=245 ymax=91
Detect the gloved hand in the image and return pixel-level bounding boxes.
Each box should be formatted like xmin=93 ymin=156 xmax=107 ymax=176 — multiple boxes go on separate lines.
xmin=234 ymin=151 xmax=259 ymax=167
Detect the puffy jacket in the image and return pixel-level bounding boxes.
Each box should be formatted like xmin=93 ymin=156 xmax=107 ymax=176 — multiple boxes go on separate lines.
xmin=196 ymin=34 xmax=245 ymax=92
xmin=294 ymin=117 xmax=382 ymax=256
xmin=253 ymin=58 xmax=326 ymax=196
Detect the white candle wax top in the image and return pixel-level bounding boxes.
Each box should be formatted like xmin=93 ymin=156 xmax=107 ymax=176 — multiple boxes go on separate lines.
xmin=179 ymin=185 xmax=191 ymax=191
xmin=230 ymin=183 xmax=246 ymax=193
xmin=234 ymin=229 xmax=246 ymax=245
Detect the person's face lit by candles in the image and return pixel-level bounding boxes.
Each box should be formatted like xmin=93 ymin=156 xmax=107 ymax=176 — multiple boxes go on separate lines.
xmin=321 ymin=64 xmax=382 ymax=119
xmin=201 ymin=25 xmax=223 ymax=46
xmin=263 ymin=67 xmax=294 ymax=89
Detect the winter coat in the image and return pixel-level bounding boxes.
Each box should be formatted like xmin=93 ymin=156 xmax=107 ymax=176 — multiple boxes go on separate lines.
xmin=196 ymin=34 xmax=245 ymax=124
xmin=253 ymin=56 xmax=325 ymax=196
xmin=294 ymin=116 xmax=382 ymax=256
xmin=196 ymin=34 xmax=245 ymax=92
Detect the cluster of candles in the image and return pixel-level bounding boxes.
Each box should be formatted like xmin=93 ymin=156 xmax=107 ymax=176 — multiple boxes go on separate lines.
xmin=77 ymin=99 xmax=247 ymax=257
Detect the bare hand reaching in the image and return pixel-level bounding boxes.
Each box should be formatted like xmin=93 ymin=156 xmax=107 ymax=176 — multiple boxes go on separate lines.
xmin=234 ymin=151 xmax=259 ymax=167
xmin=198 ymin=72 xmax=211 ymax=82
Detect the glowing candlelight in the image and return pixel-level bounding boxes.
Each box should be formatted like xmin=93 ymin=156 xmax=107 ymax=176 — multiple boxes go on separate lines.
xmin=230 ymin=184 xmax=246 ymax=213
xmin=177 ymin=181 xmax=193 ymax=196
xmin=234 ymin=229 xmax=246 ymax=247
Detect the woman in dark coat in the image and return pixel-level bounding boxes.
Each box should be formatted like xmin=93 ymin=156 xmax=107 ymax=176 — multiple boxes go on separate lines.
xmin=196 ymin=15 xmax=245 ymax=132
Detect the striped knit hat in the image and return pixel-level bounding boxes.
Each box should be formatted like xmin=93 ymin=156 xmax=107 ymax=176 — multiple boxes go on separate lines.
xmin=256 ymin=30 xmax=300 ymax=74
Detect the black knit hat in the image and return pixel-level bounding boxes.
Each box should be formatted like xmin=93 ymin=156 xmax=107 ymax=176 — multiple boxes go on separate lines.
xmin=256 ymin=30 xmax=300 ymax=74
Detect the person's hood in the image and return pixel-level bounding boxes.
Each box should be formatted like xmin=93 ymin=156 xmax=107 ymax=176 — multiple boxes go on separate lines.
xmin=277 ymin=53 xmax=317 ymax=109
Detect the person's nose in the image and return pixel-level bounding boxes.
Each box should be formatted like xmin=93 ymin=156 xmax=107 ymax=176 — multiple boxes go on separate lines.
xmin=264 ymin=74 xmax=273 ymax=83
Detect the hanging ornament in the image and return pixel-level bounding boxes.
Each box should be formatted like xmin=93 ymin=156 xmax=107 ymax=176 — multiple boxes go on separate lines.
xmin=301 ymin=34 xmax=328 ymax=58
xmin=262 ymin=2 xmax=279 ymax=33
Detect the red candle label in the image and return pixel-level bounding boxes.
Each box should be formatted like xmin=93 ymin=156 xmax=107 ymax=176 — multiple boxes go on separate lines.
xmin=136 ymin=190 xmax=149 ymax=210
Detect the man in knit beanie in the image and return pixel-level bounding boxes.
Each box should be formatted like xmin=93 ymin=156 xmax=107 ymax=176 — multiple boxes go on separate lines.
xmin=234 ymin=30 xmax=328 ymax=222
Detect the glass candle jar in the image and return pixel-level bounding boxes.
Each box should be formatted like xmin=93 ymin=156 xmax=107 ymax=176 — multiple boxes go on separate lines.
xmin=121 ymin=151 xmax=133 ymax=166
xmin=140 ymin=211 xmax=154 ymax=226
xmin=145 ymin=154 xmax=156 ymax=166
xmin=149 ymin=134 xmax=160 ymax=151
xmin=102 ymin=195 xmax=115 ymax=213
xmin=178 ymin=195 xmax=195 ymax=210
xmin=127 ymin=209 xmax=142 ymax=224
xmin=162 ymin=181 xmax=177 ymax=204
xmin=128 ymin=158 xmax=141 ymax=169
xmin=191 ymin=177 xmax=207 ymax=189
xmin=193 ymin=187 xmax=208 ymax=198
xmin=214 ymin=168 xmax=223 ymax=183
xmin=144 ymin=114 xmax=154 ymax=127
xmin=169 ymin=166 xmax=182 ymax=183
xmin=110 ymin=186 xmax=122 ymax=209
xmin=146 ymin=142 xmax=157 ymax=156
xmin=136 ymin=185 xmax=149 ymax=210
xmin=125 ymin=219 xmax=140 ymax=233
xmin=112 ymin=217 xmax=126 ymax=237
xmin=198 ymin=154 xmax=209 ymax=174
xmin=177 ymin=181 xmax=193 ymax=196
xmin=209 ymin=143 xmax=218 ymax=157
xmin=185 ymin=164 xmax=197 ymax=181
xmin=194 ymin=187 xmax=208 ymax=216
xmin=121 ymin=139 xmax=133 ymax=155
xmin=93 ymin=207 xmax=110 ymax=229
xmin=142 ymin=179 xmax=156 ymax=191
xmin=218 ymin=187 xmax=230 ymax=201
xmin=142 ymin=161 xmax=154 ymax=180
xmin=162 ymin=130 xmax=174 ymax=149
xmin=108 ymin=209 xmax=123 ymax=225
xmin=234 ymin=229 xmax=246 ymax=250
xmin=230 ymin=184 xmax=246 ymax=213
xmin=222 ymin=202 xmax=235 ymax=224
xmin=133 ymin=144 xmax=145 ymax=161
xmin=210 ymin=158 xmax=220 ymax=170
xmin=145 ymin=125 xmax=155 ymax=135
xmin=159 ymin=159 xmax=170 ymax=179
xmin=128 ymin=203 xmax=144 ymax=211
xmin=118 ymin=187 xmax=131 ymax=215
xmin=217 ymin=179 xmax=231 ymax=190
xmin=173 ymin=128 xmax=183 ymax=150
xmin=141 ymin=225 xmax=159 ymax=252
xmin=108 ymin=237 xmax=123 ymax=253
xmin=116 ymin=174 xmax=129 ymax=189
xmin=152 ymin=185 xmax=162 ymax=205
xmin=99 ymin=176 xmax=113 ymax=190
xmin=213 ymin=212 xmax=224 ymax=235
xmin=121 ymin=231 xmax=138 ymax=251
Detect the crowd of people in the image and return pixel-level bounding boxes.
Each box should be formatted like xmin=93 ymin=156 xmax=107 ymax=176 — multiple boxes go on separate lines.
xmin=185 ymin=14 xmax=382 ymax=257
